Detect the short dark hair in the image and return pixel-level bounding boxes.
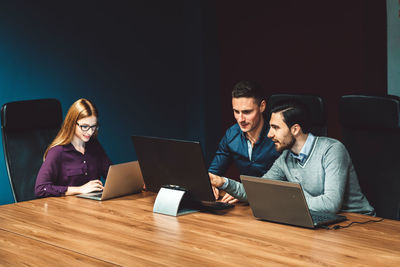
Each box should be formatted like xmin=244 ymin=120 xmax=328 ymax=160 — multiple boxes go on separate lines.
xmin=270 ymin=99 xmax=311 ymax=134
xmin=232 ymin=80 xmax=264 ymax=106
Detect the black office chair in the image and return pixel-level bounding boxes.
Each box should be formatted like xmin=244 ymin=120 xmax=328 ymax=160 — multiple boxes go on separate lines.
xmin=1 ymin=99 xmax=62 ymax=202
xmin=339 ymin=95 xmax=400 ymax=220
xmin=266 ymin=94 xmax=327 ymax=136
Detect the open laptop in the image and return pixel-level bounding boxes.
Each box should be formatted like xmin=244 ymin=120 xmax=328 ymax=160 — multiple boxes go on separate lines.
xmin=131 ymin=135 xmax=233 ymax=210
xmin=241 ymin=175 xmax=347 ymax=228
xmin=77 ymin=161 xmax=144 ymax=201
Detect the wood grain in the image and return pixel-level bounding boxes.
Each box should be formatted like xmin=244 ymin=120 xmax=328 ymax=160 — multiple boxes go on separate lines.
xmin=0 ymin=192 xmax=399 ymax=266
xmin=0 ymin=229 xmax=116 ymax=266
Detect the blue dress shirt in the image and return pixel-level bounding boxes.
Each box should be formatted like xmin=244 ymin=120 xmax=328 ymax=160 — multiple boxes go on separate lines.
xmin=289 ymin=133 xmax=315 ymax=165
xmin=208 ymin=120 xmax=280 ymax=179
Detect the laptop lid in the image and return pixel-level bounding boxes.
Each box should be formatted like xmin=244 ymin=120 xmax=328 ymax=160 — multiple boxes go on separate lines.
xmin=241 ymin=175 xmax=346 ymax=228
xmin=77 ymin=161 xmax=144 ymax=201
xmin=131 ymin=135 xmax=215 ymax=203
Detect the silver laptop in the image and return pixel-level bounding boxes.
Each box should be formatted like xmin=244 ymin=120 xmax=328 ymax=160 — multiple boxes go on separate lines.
xmin=77 ymin=161 xmax=144 ymax=201
xmin=241 ymin=175 xmax=347 ymax=229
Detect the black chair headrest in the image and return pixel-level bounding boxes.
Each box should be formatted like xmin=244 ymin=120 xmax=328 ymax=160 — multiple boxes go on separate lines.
xmin=340 ymin=95 xmax=400 ymax=129
xmin=1 ymin=98 xmax=62 ymax=131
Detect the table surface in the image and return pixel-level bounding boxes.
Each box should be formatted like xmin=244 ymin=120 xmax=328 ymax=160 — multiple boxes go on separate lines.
xmin=1 ymin=192 xmax=399 ymax=266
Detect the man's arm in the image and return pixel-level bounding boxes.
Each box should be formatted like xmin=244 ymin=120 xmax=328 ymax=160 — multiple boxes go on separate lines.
xmin=303 ymin=143 xmax=349 ymax=213
xmin=208 ymin=134 xmax=233 ymax=176
xmin=211 ymin=175 xmax=247 ymax=202
xmin=208 ymin=133 xmax=239 ymax=202
xmin=261 ymin=155 xmax=286 ymax=180
xmin=210 ymin=156 xmax=286 ymax=202
xmin=208 ymin=173 xmax=240 ymax=203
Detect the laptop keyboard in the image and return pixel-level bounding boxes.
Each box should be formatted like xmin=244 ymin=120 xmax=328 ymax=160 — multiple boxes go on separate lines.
xmin=311 ymin=213 xmax=331 ymax=224
xmin=310 ymin=211 xmax=346 ymax=226
xmin=90 ymin=192 xmax=103 ymax=198
xmin=200 ymin=201 xmax=234 ymax=210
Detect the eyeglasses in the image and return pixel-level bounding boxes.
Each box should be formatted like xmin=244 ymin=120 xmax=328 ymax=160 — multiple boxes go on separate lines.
xmin=76 ymin=122 xmax=99 ymax=132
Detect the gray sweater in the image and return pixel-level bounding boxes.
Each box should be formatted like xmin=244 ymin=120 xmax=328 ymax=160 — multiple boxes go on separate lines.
xmin=225 ymin=137 xmax=375 ymax=215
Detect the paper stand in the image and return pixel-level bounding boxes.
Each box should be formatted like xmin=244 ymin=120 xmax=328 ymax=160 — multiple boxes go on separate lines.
xmin=153 ymin=187 xmax=199 ymax=216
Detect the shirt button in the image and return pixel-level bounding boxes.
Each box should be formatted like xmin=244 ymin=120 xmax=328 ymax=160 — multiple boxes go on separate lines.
xmin=85 ymin=172 xmax=88 ymax=175
xmin=83 ymin=161 xmax=86 ymax=164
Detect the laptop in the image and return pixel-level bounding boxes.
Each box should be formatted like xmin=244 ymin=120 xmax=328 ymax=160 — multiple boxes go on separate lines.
xmin=131 ymin=135 xmax=233 ymax=210
xmin=241 ymin=175 xmax=347 ymax=228
xmin=77 ymin=161 xmax=144 ymax=201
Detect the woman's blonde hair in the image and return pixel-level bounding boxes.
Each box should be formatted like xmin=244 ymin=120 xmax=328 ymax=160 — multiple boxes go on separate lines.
xmin=44 ymin=98 xmax=98 ymax=159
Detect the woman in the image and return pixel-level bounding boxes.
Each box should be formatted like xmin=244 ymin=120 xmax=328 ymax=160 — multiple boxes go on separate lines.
xmin=35 ymin=98 xmax=112 ymax=197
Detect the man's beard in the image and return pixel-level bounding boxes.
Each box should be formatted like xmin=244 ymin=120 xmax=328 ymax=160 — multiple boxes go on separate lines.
xmin=276 ymin=135 xmax=296 ymax=152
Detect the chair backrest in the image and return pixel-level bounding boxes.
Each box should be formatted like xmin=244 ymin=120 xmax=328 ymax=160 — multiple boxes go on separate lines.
xmin=1 ymin=99 xmax=62 ymax=202
xmin=266 ymin=94 xmax=327 ymax=136
xmin=339 ymin=95 xmax=400 ymax=220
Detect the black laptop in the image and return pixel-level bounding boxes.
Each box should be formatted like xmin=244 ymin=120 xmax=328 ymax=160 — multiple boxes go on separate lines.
xmin=131 ymin=135 xmax=233 ymax=210
xmin=241 ymin=175 xmax=347 ymax=228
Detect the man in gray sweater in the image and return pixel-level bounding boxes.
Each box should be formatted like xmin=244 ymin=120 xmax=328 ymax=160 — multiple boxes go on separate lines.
xmin=209 ymin=100 xmax=374 ymax=215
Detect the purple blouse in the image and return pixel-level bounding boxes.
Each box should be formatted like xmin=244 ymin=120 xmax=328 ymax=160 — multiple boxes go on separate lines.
xmin=35 ymin=138 xmax=112 ymax=197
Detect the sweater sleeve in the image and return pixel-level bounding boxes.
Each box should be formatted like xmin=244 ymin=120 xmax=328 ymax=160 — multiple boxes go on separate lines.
xmin=224 ymin=178 xmax=248 ymax=202
xmin=303 ymin=143 xmax=349 ymax=213
xmin=224 ymin=155 xmax=286 ymax=202
xmin=261 ymin=154 xmax=286 ymax=180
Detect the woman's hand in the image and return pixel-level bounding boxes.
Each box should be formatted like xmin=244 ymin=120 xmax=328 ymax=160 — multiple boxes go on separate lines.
xmin=65 ymin=179 xmax=104 ymax=195
xmin=79 ymin=180 xmax=104 ymax=194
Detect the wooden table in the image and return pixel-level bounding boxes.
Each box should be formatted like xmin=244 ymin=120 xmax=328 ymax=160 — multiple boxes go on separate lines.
xmin=0 ymin=192 xmax=399 ymax=266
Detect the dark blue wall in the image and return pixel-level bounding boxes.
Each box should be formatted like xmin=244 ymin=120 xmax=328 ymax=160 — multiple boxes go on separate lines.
xmin=0 ymin=0 xmax=221 ymax=205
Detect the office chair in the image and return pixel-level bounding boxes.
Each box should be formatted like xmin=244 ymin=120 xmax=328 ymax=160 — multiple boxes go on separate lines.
xmin=266 ymin=94 xmax=327 ymax=136
xmin=1 ymin=98 xmax=62 ymax=202
xmin=339 ymin=95 xmax=400 ymax=220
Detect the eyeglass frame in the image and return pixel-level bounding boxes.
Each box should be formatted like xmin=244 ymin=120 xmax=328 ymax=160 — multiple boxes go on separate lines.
xmin=76 ymin=122 xmax=99 ymax=132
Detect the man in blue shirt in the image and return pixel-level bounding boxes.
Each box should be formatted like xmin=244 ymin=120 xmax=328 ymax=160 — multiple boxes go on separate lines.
xmin=208 ymin=80 xmax=280 ymax=203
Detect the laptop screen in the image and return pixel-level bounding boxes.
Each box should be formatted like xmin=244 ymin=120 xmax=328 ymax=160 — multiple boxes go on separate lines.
xmin=131 ymin=135 xmax=215 ymax=202
xmin=241 ymin=175 xmax=346 ymax=228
